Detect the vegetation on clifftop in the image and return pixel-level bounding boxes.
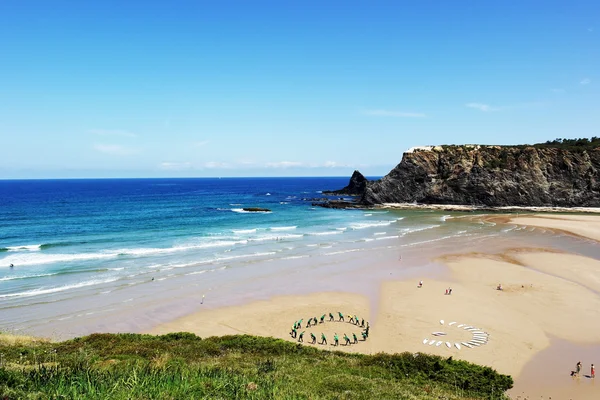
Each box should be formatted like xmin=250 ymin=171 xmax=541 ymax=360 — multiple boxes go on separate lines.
xmin=0 ymin=332 xmax=513 ymax=399
xmin=437 ymin=137 xmax=600 ymax=153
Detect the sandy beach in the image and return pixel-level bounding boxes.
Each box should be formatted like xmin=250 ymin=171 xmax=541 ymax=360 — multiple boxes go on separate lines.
xmin=149 ymin=213 xmax=600 ymax=399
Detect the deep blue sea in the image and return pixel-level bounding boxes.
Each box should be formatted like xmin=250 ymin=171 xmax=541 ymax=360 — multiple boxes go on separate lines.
xmin=0 ymin=177 xmax=369 ymax=293
xmin=3 ymin=177 xmax=594 ymax=338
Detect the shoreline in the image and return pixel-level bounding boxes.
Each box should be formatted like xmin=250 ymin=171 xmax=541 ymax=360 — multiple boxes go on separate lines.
xmin=377 ymin=202 xmax=600 ymax=214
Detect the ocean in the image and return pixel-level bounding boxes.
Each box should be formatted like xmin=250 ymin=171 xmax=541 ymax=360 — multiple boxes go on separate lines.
xmin=1 ymin=177 xmax=597 ymax=338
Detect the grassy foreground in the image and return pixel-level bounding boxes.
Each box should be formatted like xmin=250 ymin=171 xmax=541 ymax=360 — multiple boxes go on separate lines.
xmin=0 ymin=332 xmax=512 ymax=399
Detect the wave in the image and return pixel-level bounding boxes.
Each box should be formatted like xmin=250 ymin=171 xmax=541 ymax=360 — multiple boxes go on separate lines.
xmin=440 ymin=215 xmax=451 ymax=222
xmin=324 ymin=249 xmax=361 ymax=256
xmin=232 ymin=228 xmax=257 ymax=234
xmin=305 ymin=231 xmax=343 ymax=236
xmin=350 ymin=220 xmax=397 ymax=229
xmin=248 ymin=234 xmax=303 ymax=242
xmin=265 ymin=193 xmax=271 ymax=196
xmin=281 ymin=255 xmax=309 ymax=260
xmin=0 ymin=277 xmax=119 ymax=299
xmin=399 ymin=225 xmax=441 ymax=236
xmin=375 ymin=235 xmax=400 ymax=241
xmin=231 ymin=208 xmax=272 ymax=214
xmin=3 ymin=244 xmax=42 ymax=252
xmin=335 ymin=227 xmax=347 ymax=231
xmin=229 ymin=203 xmax=242 ymax=206
xmin=0 ymin=240 xmax=250 ymax=267
xmin=373 ymin=232 xmax=387 ymax=236
xmin=0 ymin=272 xmax=57 ymax=282
xmin=270 ymin=226 xmax=297 ymax=231
xmin=363 ymin=213 xmax=373 ymax=216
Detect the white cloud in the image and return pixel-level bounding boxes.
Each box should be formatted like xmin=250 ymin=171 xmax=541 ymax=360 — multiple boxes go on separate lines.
xmin=362 ymin=109 xmax=426 ymax=118
xmin=204 ymin=161 xmax=231 ymax=169
xmin=89 ymin=129 xmax=137 ymax=138
xmin=159 ymin=162 xmax=193 ymax=171
xmin=580 ymin=78 xmax=591 ymax=85
xmin=193 ymin=140 xmax=210 ymax=147
xmin=265 ymin=161 xmax=304 ymax=169
xmin=93 ymin=143 xmax=139 ymax=156
xmin=465 ymin=103 xmax=500 ymax=112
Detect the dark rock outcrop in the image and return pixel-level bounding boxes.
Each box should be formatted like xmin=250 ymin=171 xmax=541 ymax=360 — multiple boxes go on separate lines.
xmin=323 ymin=170 xmax=368 ymax=195
xmin=356 ymin=145 xmax=600 ymax=207
xmin=243 ymin=207 xmax=271 ymax=212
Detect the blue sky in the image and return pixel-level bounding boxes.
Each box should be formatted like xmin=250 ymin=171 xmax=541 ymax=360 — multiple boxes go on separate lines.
xmin=0 ymin=1 xmax=597 ymax=178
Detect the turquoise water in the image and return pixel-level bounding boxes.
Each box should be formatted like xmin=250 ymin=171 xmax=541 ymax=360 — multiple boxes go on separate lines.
xmin=2 ymin=178 xmax=597 ymax=338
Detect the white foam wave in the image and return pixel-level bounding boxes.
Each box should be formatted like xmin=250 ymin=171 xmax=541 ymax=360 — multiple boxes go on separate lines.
xmin=0 ymin=240 xmax=250 ymax=267
xmin=440 ymin=215 xmax=451 ymax=222
xmin=324 ymin=249 xmax=361 ymax=256
xmin=231 ymin=208 xmax=271 ymax=214
xmin=186 ymin=270 xmax=207 ymax=276
xmin=364 ymin=213 xmax=373 ymax=216
xmin=0 ymin=272 xmax=56 ymax=282
xmin=335 ymin=227 xmax=348 ymax=231
xmin=375 ymin=235 xmax=400 ymax=241
xmin=282 ymin=255 xmax=309 ymax=260
xmin=0 ymin=252 xmax=118 ymax=267
xmin=350 ymin=220 xmax=397 ymax=229
xmin=305 ymin=231 xmax=343 ymax=236
xmin=232 ymin=228 xmax=257 ymax=234
xmin=265 ymin=193 xmax=271 ymax=196
xmin=229 ymin=203 xmax=242 ymax=206
xmin=373 ymin=232 xmax=387 ymax=236
xmin=400 ymin=225 xmax=441 ymax=235
xmin=270 ymin=226 xmax=297 ymax=231
xmin=6 ymin=244 xmax=42 ymax=252
xmin=0 ymin=277 xmax=119 ymax=299
xmin=249 ymin=234 xmax=302 ymax=242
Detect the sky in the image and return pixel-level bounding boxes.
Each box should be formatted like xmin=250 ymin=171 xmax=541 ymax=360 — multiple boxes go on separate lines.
xmin=0 ymin=1 xmax=598 ymax=179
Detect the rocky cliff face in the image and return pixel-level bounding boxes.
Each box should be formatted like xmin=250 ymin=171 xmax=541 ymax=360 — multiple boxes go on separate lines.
xmin=358 ymin=145 xmax=600 ymax=207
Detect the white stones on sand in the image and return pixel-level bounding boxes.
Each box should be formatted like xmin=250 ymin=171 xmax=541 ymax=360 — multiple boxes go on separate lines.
xmin=422 ymin=320 xmax=490 ymax=350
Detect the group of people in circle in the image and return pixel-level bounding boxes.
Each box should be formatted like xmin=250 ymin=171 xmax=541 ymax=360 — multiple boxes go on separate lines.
xmin=289 ymin=311 xmax=370 ymax=346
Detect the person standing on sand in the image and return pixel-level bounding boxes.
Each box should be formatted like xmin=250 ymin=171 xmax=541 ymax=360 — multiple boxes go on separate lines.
xmin=334 ymin=333 xmax=339 ymax=346
xmin=320 ymin=314 xmax=326 ymax=324
xmin=321 ymin=333 xmax=327 ymax=345
xmin=349 ymin=315 xmax=355 ymax=324
xmin=577 ymin=361 xmax=582 ymax=375
xmin=298 ymin=319 xmax=303 ymax=329
xmin=592 ymin=364 xmax=595 ymax=378
xmin=362 ymin=331 xmax=367 ymax=341
xmin=361 ymin=318 xmax=365 ymax=328
xmin=329 ymin=312 xmax=335 ymax=322
xmin=298 ymin=331 xmax=304 ymax=343
xmin=338 ymin=312 xmax=344 ymax=322
xmin=344 ymin=334 xmax=351 ymax=345
xmin=310 ymin=333 xmax=316 ymax=344
xmin=353 ymin=333 xmax=358 ymax=344
xmin=354 ymin=315 xmax=359 ymax=325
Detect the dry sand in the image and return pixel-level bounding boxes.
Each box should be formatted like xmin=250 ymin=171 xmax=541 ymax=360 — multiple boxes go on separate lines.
xmin=149 ymin=214 xmax=600 ymax=399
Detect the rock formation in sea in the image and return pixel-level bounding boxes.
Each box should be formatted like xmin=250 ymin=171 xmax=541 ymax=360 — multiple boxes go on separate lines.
xmin=323 ymin=170 xmax=368 ymax=195
xmin=330 ymin=143 xmax=600 ymax=207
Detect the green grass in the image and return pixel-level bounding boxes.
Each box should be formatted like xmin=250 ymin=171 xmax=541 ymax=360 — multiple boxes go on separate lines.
xmin=0 ymin=332 xmax=513 ymax=399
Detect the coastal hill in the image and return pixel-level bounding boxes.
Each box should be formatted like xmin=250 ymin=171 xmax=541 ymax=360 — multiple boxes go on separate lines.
xmin=0 ymin=333 xmax=513 ymax=398
xmin=337 ymin=138 xmax=600 ymax=207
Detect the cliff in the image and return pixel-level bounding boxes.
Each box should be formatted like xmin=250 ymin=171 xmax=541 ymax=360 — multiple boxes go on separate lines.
xmin=356 ymin=145 xmax=600 ymax=207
